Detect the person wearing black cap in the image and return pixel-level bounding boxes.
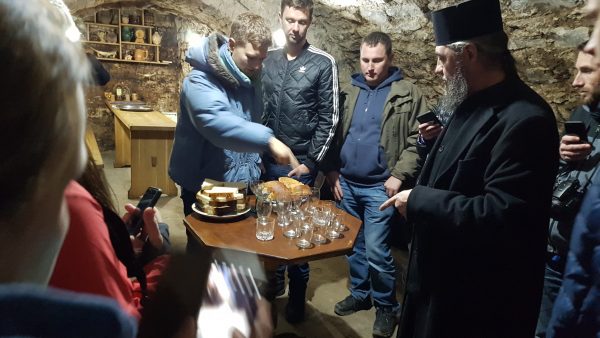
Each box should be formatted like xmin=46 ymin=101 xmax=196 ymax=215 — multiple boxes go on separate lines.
xmin=380 ymin=0 xmax=559 ymax=337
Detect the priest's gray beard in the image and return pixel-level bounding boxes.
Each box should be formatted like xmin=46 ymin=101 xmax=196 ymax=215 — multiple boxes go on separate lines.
xmin=438 ymin=63 xmax=469 ymax=125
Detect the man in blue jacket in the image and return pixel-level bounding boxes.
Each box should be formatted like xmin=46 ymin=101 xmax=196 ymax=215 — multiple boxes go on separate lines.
xmin=322 ymin=32 xmax=426 ymax=337
xmin=169 ymin=13 xmax=298 ymax=251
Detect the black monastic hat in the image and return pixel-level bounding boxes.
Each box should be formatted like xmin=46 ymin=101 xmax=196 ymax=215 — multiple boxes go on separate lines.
xmin=432 ymin=0 xmax=504 ymax=46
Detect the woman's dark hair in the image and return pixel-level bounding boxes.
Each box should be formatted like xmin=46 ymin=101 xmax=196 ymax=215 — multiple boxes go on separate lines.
xmin=77 ymin=147 xmax=117 ymax=213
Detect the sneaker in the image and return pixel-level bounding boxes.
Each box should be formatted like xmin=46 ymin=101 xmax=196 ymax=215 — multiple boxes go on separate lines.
xmin=275 ymin=285 xmax=285 ymax=297
xmin=285 ymin=301 xmax=305 ymax=324
xmin=334 ymin=295 xmax=373 ymax=316
xmin=372 ymin=307 xmax=399 ymax=337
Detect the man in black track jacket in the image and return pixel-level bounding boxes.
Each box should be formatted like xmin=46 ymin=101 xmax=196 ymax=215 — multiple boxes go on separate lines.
xmin=261 ymin=0 xmax=339 ymax=324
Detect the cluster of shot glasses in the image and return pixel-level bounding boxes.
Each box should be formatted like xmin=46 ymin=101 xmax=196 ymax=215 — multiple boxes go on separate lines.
xmin=249 ymin=180 xmax=348 ymax=248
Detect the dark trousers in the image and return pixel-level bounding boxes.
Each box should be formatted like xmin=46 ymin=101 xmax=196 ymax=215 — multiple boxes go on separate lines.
xmin=263 ymin=159 xmax=315 ymax=306
xmin=535 ymin=257 xmax=565 ymax=337
xmin=180 ymin=188 xmax=203 ymax=254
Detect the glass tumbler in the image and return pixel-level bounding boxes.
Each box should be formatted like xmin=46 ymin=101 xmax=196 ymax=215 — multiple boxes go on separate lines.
xmin=256 ymin=216 xmax=274 ymax=241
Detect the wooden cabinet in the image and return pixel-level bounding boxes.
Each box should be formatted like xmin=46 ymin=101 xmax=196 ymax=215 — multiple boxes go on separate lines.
xmin=83 ymin=9 xmax=168 ymax=65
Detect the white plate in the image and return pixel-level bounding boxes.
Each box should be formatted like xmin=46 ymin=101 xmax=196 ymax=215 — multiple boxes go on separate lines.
xmin=192 ymin=203 xmax=250 ymax=220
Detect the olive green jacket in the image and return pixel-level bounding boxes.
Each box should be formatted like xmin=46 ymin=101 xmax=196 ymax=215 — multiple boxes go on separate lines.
xmin=322 ymin=79 xmax=427 ymax=186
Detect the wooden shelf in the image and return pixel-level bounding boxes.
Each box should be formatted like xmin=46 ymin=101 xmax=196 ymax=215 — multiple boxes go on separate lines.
xmin=97 ymin=57 xmax=169 ymax=65
xmin=83 ymin=40 xmax=120 ymax=46
xmin=84 ymin=8 xmax=168 ymax=66
xmin=122 ymin=42 xmax=158 ymax=47
xmin=86 ymin=22 xmax=118 ymax=28
xmin=121 ymin=23 xmax=153 ymax=29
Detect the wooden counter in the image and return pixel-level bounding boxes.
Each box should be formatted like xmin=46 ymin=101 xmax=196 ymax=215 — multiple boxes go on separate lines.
xmin=106 ymin=102 xmax=177 ymax=198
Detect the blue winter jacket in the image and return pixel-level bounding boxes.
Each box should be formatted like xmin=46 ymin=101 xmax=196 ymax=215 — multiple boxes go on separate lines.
xmin=0 ymin=284 xmax=137 ymax=338
xmin=169 ymin=33 xmax=273 ymax=192
xmin=547 ymin=183 xmax=600 ymax=338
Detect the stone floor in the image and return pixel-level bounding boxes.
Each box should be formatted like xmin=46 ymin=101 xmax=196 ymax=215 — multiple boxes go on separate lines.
xmin=101 ymin=150 xmax=407 ymax=338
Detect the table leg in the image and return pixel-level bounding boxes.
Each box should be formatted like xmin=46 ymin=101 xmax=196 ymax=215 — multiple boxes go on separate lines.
xmin=113 ymin=116 xmax=131 ymax=168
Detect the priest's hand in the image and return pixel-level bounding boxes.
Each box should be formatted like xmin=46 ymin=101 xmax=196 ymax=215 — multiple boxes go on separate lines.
xmin=380 ymin=189 xmax=411 ymax=217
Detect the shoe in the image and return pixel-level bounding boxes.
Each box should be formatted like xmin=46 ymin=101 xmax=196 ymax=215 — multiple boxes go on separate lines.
xmin=334 ymin=295 xmax=372 ymax=316
xmin=275 ymin=285 xmax=285 ymax=297
xmin=372 ymin=307 xmax=399 ymax=337
xmin=285 ymin=301 xmax=305 ymax=324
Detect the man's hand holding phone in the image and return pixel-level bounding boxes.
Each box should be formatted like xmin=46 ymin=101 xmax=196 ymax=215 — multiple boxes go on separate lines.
xmin=561 ymin=121 xmax=592 ymax=162
xmin=416 ymin=111 xmax=443 ymax=141
xmin=560 ymin=135 xmax=592 ymax=162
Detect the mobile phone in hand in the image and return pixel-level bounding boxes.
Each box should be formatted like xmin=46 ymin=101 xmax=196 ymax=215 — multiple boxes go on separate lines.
xmin=197 ymin=261 xmax=261 ymax=338
xmin=564 ymin=121 xmax=588 ymax=143
xmin=129 ymin=186 xmax=162 ymax=236
xmin=417 ymin=111 xmax=442 ymax=126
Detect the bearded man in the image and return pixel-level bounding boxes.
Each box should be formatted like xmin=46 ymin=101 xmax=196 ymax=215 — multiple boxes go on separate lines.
xmin=380 ymin=0 xmax=559 ymax=337
xmin=536 ymin=41 xmax=600 ymax=338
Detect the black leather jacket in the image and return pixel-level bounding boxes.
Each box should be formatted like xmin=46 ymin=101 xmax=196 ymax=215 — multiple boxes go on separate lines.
xmin=262 ymin=43 xmax=339 ymax=172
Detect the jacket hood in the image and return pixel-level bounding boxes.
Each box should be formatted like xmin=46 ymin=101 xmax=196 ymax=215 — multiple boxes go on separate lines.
xmin=185 ymin=33 xmax=241 ymax=89
xmin=351 ymin=66 xmax=403 ymax=90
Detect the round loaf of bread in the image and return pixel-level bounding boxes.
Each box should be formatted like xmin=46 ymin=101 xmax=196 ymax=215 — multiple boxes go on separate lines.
xmin=263 ymin=181 xmax=291 ymax=200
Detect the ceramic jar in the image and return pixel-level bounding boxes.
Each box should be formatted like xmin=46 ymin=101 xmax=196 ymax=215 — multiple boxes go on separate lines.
xmin=134 ymin=48 xmax=148 ymax=61
xmin=152 ymin=31 xmax=162 ymax=45
xmin=121 ymin=27 xmax=133 ymax=42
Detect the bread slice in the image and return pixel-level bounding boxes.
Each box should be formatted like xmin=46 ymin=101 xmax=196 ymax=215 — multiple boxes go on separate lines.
xmin=263 ymin=181 xmax=291 ymax=200
xmin=278 ymin=177 xmax=302 ymax=189
xmin=201 ymin=204 xmax=237 ymax=216
xmin=203 ymin=187 xmax=239 ymax=199
xmin=278 ymin=177 xmax=311 ymax=196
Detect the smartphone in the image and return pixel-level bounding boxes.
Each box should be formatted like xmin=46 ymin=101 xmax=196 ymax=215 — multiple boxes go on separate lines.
xmin=564 ymin=121 xmax=588 ymax=142
xmin=417 ymin=111 xmax=442 ymax=125
xmin=129 ymin=186 xmax=162 ymax=236
xmin=197 ymin=261 xmax=261 ymax=338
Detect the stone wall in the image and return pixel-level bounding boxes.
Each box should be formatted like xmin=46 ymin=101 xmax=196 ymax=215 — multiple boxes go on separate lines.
xmin=67 ymin=0 xmax=591 ymax=150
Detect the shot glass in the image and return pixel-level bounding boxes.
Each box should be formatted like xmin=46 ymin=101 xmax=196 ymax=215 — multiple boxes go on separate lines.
xmin=326 ymin=213 xmax=341 ymax=239
xmin=296 ymin=223 xmax=313 ymax=249
xmin=311 ymin=210 xmax=328 ymax=245
xmin=283 ymin=212 xmax=301 ymax=238
xmin=256 ymin=216 xmax=274 ymax=241
xmin=332 ymin=207 xmax=348 ymax=232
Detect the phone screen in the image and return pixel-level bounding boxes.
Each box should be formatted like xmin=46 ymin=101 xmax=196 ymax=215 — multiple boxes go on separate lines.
xmin=129 ymin=186 xmax=162 ymax=235
xmin=417 ymin=111 xmax=442 ymax=125
xmin=564 ymin=121 xmax=587 ymax=142
xmin=197 ymin=261 xmax=261 ymax=338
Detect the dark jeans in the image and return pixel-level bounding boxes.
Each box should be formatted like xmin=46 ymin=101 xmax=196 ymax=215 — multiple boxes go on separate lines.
xmin=264 ymin=159 xmax=315 ymax=306
xmin=180 ymin=188 xmax=202 ymax=254
xmin=535 ymin=260 xmax=565 ymax=337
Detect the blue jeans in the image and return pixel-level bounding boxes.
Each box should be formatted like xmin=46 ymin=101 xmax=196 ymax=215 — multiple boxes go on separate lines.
xmin=535 ymin=263 xmax=564 ymax=337
xmin=264 ymin=160 xmax=314 ymax=305
xmin=340 ymin=177 xmax=399 ymax=310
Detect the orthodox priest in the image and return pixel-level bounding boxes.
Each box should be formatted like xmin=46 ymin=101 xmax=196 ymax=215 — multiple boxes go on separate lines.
xmin=380 ymin=0 xmax=559 ymax=337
